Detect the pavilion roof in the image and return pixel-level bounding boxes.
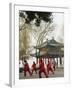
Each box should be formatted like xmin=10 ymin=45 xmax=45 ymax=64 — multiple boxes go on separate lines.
xmin=34 ymin=38 xmax=64 ymax=49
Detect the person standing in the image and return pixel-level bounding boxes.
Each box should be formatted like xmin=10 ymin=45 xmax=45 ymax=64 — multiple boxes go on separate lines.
xmin=31 ymin=61 xmax=37 ymax=74
xmin=23 ymin=60 xmax=32 ymax=77
xmin=39 ymin=59 xmax=48 ymax=78
xmin=47 ymin=60 xmax=54 ymax=75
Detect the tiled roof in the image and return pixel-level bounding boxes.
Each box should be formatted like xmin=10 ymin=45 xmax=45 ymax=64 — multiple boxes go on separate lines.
xmin=34 ymin=38 xmax=64 ymax=49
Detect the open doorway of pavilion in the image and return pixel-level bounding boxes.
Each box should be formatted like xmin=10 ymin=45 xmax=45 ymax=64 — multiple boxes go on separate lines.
xmin=19 ymin=10 xmax=64 ymax=79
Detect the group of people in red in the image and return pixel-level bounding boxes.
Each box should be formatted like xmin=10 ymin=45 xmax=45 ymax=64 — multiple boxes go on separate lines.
xmin=23 ymin=59 xmax=55 ymax=78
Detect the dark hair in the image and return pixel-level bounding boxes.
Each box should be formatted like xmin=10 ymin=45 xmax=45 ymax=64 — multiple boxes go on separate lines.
xmin=24 ymin=60 xmax=27 ymax=63
xmin=40 ymin=59 xmax=42 ymax=62
xmin=33 ymin=61 xmax=35 ymax=64
xmin=48 ymin=60 xmax=49 ymax=63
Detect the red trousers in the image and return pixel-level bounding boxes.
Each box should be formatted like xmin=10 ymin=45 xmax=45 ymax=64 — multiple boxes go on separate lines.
xmin=24 ymin=69 xmax=32 ymax=76
xmin=39 ymin=68 xmax=48 ymax=78
xmin=32 ymin=68 xmax=37 ymax=74
xmin=47 ymin=67 xmax=54 ymax=74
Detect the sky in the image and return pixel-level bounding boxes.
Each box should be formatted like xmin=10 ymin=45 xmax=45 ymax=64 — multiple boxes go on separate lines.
xmin=52 ymin=12 xmax=64 ymax=43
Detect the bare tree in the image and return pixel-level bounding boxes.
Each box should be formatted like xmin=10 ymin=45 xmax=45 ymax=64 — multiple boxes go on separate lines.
xmin=19 ymin=11 xmax=54 ymax=59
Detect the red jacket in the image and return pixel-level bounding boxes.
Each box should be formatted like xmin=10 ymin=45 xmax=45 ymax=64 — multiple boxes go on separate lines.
xmin=24 ymin=63 xmax=29 ymax=71
xmin=47 ymin=62 xmax=52 ymax=69
xmin=39 ymin=62 xmax=45 ymax=71
xmin=32 ymin=64 xmax=36 ymax=69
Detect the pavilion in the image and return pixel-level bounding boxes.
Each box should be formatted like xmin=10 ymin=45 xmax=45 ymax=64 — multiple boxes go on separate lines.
xmin=30 ymin=38 xmax=64 ymax=67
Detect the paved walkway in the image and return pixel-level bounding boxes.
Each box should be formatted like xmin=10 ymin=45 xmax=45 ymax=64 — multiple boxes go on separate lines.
xmin=19 ymin=68 xmax=64 ymax=79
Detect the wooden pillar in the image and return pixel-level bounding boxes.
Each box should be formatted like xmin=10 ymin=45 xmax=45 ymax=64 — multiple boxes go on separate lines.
xmin=36 ymin=58 xmax=38 ymax=64
xmin=60 ymin=57 xmax=62 ymax=65
xmin=62 ymin=57 xmax=64 ymax=65
xmin=53 ymin=58 xmax=55 ymax=65
xmin=57 ymin=58 xmax=58 ymax=67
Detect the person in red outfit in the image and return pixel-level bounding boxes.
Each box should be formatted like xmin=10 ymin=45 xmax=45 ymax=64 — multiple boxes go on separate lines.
xmin=47 ymin=60 xmax=54 ymax=74
xmin=23 ymin=60 xmax=32 ymax=77
xmin=31 ymin=61 xmax=37 ymax=74
xmin=39 ymin=59 xmax=48 ymax=78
